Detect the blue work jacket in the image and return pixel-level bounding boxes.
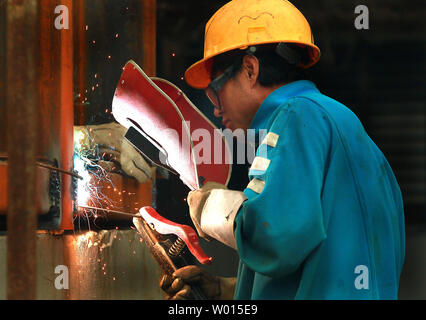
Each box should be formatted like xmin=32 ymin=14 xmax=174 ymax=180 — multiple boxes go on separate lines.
xmin=233 ymin=80 xmax=405 ymax=299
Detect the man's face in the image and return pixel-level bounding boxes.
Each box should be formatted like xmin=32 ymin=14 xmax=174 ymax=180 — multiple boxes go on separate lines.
xmin=206 ymin=66 xmax=258 ymax=131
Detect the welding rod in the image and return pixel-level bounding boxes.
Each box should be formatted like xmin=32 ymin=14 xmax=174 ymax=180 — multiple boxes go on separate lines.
xmin=36 ymin=162 xmax=83 ymax=180
xmin=0 ymin=155 xmax=83 ymax=180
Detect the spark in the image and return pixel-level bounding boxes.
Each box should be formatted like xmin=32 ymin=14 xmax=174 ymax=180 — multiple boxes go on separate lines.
xmin=74 ymin=231 xmax=97 ymax=248
xmin=73 ymin=153 xmax=92 ymax=207
xmin=73 ymin=136 xmax=118 ymax=228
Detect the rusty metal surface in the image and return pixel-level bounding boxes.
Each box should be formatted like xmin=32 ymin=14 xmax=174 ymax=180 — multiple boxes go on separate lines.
xmin=73 ymin=0 xmax=87 ymax=125
xmin=1 ymin=0 xmax=75 ymax=231
xmin=59 ymin=0 xmax=74 ymax=230
xmin=39 ymin=0 xmax=62 ymax=163
xmin=60 ymin=230 xmax=164 ymax=299
xmin=0 ymin=162 xmax=53 ymax=215
xmin=6 ymin=0 xmax=40 ymax=300
xmin=0 ymin=230 xmax=165 ymax=299
xmin=0 ymin=1 xmax=6 ymax=154
xmin=1 ymin=0 xmax=157 ymax=298
xmin=142 ymin=0 xmax=157 ymax=77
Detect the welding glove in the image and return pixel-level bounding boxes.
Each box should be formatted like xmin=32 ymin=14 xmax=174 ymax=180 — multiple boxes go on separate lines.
xmin=187 ymin=182 xmax=247 ymax=249
xmin=74 ymin=122 xmax=153 ymax=183
xmin=160 ymin=265 xmax=236 ymax=300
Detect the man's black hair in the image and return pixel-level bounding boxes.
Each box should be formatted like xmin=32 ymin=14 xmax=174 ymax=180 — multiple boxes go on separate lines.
xmin=211 ymin=43 xmax=311 ymax=87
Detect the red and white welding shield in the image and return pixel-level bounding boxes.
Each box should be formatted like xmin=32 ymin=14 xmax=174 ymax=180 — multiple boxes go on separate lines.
xmin=112 ymin=60 xmax=231 ymax=190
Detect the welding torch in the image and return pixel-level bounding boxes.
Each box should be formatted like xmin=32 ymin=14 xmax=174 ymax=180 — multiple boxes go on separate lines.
xmin=79 ymin=205 xmax=212 ymax=300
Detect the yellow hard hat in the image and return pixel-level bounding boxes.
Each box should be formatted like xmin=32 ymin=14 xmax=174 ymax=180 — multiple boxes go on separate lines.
xmin=185 ymin=0 xmax=321 ymax=89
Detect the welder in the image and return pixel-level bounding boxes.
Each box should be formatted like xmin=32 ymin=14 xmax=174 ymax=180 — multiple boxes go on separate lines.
xmin=160 ymin=0 xmax=405 ymax=300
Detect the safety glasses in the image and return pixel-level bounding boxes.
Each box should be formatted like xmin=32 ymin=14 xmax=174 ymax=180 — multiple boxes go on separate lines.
xmin=205 ymin=64 xmax=235 ymax=111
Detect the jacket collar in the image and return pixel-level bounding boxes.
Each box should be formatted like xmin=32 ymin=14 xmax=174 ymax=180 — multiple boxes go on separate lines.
xmin=249 ymin=80 xmax=319 ymax=130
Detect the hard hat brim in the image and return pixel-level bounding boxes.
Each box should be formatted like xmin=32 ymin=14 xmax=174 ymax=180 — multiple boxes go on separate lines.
xmin=185 ymin=41 xmax=321 ymax=89
xmin=184 ymin=56 xmax=214 ymax=90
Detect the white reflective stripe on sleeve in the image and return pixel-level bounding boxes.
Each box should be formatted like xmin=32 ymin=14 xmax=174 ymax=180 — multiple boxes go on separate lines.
xmin=261 ymin=132 xmax=279 ymax=148
xmin=200 ymin=189 xmax=247 ymax=250
xmin=247 ymin=178 xmax=265 ymax=194
xmin=250 ymin=156 xmax=270 ymax=171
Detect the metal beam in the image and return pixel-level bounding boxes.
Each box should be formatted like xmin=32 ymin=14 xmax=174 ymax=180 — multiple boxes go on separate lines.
xmin=73 ymin=0 xmax=87 ymax=125
xmin=142 ymin=0 xmax=157 ymax=77
xmin=59 ymin=0 xmax=75 ymax=230
xmin=6 ymin=0 xmax=40 ymax=300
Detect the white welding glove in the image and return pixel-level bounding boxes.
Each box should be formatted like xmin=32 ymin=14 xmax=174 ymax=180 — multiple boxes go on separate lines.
xmin=74 ymin=122 xmax=153 ymax=183
xmin=187 ymin=182 xmax=247 ymax=249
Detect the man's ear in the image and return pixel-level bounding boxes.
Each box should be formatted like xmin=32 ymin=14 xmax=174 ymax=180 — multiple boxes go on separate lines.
xmin=242 ymin=55 xmax=259 ymax=87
